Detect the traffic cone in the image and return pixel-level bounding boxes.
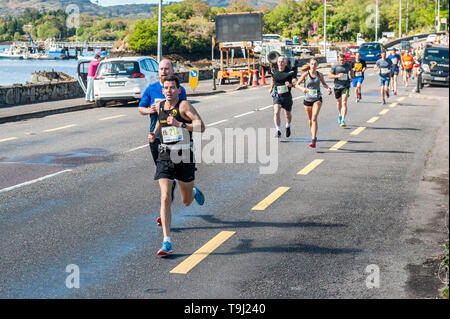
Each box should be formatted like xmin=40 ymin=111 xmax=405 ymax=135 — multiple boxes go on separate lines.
xmin=261 ymin=68 xmax=266 ymax=85
xmin=252 ymin=70 xmax=258 ymax=87
xmin=240 ymin=72 xmax=245 ymax=86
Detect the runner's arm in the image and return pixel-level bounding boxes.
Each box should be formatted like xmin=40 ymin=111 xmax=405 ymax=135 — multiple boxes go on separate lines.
xmin=177 ymin=101 xmax=206 ymax=133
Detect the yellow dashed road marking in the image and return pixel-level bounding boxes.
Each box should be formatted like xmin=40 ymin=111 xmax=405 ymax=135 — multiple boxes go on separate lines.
xmin=329 ymin=140 xmax=347 ymax=151
xmin=297 ymin=159 xmax=324 ymax=175
xmin=252 ymin=187 xmax=291 ymax=211
xmin=0 ymin=137 xmax=18 ymax=143
xmin=170 ymin=231 xmax=236 ymax=274
xmin=43 ymin=124 xmax=78 ymax=132
xmin=367 ymin=117 xmax=379 ymax=123
xmin=350 ymin=126 xmax=366 ymax=136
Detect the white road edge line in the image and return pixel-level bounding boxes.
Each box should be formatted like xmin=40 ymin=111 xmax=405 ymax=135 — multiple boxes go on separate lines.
xmin=0 ymin=169 xmax=73 ymax=194
xmin=234 ymin=111 xmax=255 ymax=118
xmin=125 ymin=144 xmax=148 ymax=153
xmin=207 ymin=119 xmax=228 ymax=126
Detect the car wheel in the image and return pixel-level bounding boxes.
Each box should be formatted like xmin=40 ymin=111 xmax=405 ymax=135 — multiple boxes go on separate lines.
xmin=95 ymin=100 xmax=106 ymax=107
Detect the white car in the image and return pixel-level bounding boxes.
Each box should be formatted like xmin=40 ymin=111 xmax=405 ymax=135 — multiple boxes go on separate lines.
xmin=93 ymin=56 xmax=159 ymax=106
xmin=426 ymin=34 xmax=437 ymax=43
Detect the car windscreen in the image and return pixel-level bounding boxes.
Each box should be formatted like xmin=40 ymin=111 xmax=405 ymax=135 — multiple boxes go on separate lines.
xmin=346 ymin=47 xmax=359 ymax=53
xmin=97 ymin=61 xmax=140 ymax=76
xmin=424 ymin=48 xmax=449 ymax=63
xmin=359 ymin=43 xmax=381 ymax=51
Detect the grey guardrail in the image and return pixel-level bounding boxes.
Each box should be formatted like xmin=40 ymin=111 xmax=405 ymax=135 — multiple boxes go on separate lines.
xmin=384 ymin=31 xmax=447 ymax=48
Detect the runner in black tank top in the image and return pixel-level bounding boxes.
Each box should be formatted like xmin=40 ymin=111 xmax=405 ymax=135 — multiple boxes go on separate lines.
xmin=148 ymin=75 xmax=206 ymax=257
xmin=268 ymin=56 xmax=298 ymax=138
xmin=295 ymin=58 xmax=332 ymax=149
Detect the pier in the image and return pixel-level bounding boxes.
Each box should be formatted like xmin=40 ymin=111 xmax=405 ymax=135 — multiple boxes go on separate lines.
xmin=11 ymin=41 xmax=115 ymax=58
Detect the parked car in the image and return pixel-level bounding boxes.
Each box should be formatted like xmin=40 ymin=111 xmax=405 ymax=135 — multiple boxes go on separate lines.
xmin=426 ymin=34 xmax=437 ymax=43
xmin=420 ymin=46 xmax=449 ymax=87
xmin=78 ymin=56 xmax=159 ymax=106
xmin=344 ymin=45 xmax=360 ymax=63
xmin=358 ymin=42 xmax=383 ymax=63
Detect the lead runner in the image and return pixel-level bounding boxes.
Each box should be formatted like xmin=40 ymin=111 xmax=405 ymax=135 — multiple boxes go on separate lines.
xmin=149 ymin=75 xmax=206 ymax=257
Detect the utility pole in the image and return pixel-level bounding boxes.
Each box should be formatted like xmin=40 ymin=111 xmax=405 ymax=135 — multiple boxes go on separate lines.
xmin=157 ymin=0 xmax=163 ymax=62
xmin=324 ymin=0 xmax=327 ymax=55
xmin=406 ymin=0 xmax=409 ymax=34
xmin=399 ymin=0 xmax=402 ymax=38
xmin=438 ymin=0 xmax=441 ymax=31
xmin=375 ymin=0 xmax=379 ymax=42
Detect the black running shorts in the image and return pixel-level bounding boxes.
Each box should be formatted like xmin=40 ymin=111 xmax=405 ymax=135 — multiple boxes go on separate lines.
xmin=334 ymin=87 xmax=350 ymax=99
xmin=273 ymin=95 xmax=293 ymax=112
xmin=154 ymin=160 xmax=196 ymax=183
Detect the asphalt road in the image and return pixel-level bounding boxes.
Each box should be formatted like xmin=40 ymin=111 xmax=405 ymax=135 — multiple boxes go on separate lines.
xmin=0 ymin=67 xmax=448 ymax=300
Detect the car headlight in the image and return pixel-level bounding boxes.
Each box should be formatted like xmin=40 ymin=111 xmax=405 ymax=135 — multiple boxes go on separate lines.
xmin=422 ymin=64 xmax=430 ymax=72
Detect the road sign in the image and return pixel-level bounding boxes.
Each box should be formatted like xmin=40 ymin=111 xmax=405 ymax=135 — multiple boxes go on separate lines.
xmin=326 ymin=50 xmax=338 ymax=64
xmin=189 ymin=68 xmax=199 ymax=91
xmin=382 ymin=32 xmax=395 ymax=38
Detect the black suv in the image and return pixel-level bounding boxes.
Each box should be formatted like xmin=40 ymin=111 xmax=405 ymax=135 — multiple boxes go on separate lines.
xmin=420 ymin=46 xmax=449 ymax=86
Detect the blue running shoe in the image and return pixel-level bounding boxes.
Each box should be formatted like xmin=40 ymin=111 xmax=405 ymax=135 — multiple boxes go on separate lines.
xmin=157 ymin=241 xmax=173 ymax=257
xmin=193 ymin=186 xmax=205 ymax=206
xmin=338 ymin=115 xmax=342 ymax=125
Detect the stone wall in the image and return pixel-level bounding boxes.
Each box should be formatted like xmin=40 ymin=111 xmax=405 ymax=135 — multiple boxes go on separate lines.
xmin=0 ymin=81 xmax=84 ymax=107
xmin=0 ymin=70 xmax=213 ymax=107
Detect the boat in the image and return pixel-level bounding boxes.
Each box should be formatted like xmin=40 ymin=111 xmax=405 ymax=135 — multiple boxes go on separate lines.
xmin=77 ymin=50 xmax=109 ymax=60
xmin=0 ymin=46 xmax=25 ymax=59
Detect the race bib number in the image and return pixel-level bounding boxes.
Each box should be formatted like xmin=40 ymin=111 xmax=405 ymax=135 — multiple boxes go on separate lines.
xmin=307 ymin=89 xmax=318 ymax=98
xmin=391 ymin=58 xmax=398 ymax=65
xmin=277 ymin=85 xmax=288 ymax=94
xmin=154 ymin=98 xmax=165 ymax=104
xmin=355 ymin=71 xmax=363 ymax=77
xmin=404 ymin=61 xmax=413 ymax=67
xmin=341 ymin=73 xmax=349 ymax=81
xmin=161 ymin=126 xmax=183 ymax=143
xmin=380 ymin=68 xmax=389 ymax=75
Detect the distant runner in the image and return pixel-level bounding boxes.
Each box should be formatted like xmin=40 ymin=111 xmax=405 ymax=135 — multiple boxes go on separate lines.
xmin=387 ymin=48 xmax=402 ymax=95
xmin=351 ymin=52 xmax=367 ymax=102
xmin=374 ymin=50 xmax=392 ymax=105
xmin=401 ymin=50 xmax=414 ymax=87
xmin=296 ymin=58 xmax=332 ymax=148
xmin=329 ymin=53 xmax=353 ymax=127
xmin=269 ymin=56 xmax=297 ymax=138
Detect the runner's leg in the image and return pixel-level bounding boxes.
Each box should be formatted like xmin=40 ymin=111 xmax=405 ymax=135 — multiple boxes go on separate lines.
xmin=311 ymin=101 xmax=322 ymax=140
xmin=159 ymin=178 xmax=174 ymax=239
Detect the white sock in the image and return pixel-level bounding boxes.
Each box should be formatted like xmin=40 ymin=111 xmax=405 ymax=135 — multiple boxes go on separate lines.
xmin=286 ymin=123 xmax=291 ymax=128
xmin=276 ymin=125 xmax=281 ymax=132
xmin=164 ymin=236 xmax=171 ymax=243
xmin=193 ymin=187 xmax=197 ymax=195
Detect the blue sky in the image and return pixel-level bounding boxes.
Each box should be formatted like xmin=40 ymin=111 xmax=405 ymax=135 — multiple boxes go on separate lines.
xmin=91 ymin=0 xmax=182 ymax=6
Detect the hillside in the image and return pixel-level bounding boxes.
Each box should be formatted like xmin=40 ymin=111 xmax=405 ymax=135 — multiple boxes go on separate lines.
xmin=0 ymin=0 xmax=279 ymax=17
xmin=0 ymin=0 xmax=157 ymax=17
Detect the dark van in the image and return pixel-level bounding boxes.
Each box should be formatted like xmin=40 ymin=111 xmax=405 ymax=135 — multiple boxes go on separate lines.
xmin=420 ymin=46 xmax=449 ymax=86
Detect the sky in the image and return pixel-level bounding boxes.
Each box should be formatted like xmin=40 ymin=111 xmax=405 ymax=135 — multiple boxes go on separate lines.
xmin=91 ymin=0 xmax=182 ymax=6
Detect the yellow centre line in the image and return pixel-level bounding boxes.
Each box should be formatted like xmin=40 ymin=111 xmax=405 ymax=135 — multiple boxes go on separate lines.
xmin=390 ymin=102 xmax=398 ymax=108
xmin=99 ymin=115 xmax=126 ymax=121
xmin=252 ymin=186 xmax=290 ymax=211
xmin=367 ymin=116 xmax=379 ymax=123
xmin=379 ymin=109 xmax=390 ymax=115
xmin=297 ymin=159 xmax=324 ymax=175
xmin=43 ymin=124 xmax=78 ymax=132
xmin=329 ymin=140 xmax=347 ymax=151
xmin=170 ymin=231 xmax=236 ymax=275
xmin=350 ymin=126 xmax=366 ymax=136
xmin=0 ymin=137 xmax=18 ymax=143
